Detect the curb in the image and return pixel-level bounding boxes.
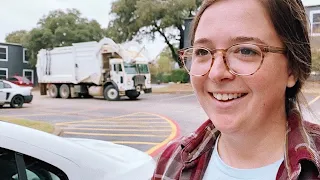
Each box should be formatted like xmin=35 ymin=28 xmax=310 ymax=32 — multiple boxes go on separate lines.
xmin=144 ymin=113 xmax=181 ymax=158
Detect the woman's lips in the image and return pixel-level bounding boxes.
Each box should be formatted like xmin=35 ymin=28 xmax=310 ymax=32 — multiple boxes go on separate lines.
xmin=209 ymin=92 xmax=248 ymax=102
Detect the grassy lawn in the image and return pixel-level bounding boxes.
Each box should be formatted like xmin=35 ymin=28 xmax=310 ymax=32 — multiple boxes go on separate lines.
xmin=152 ymin=83 xmax=194 ymax=93
xmin=0 ymin=116 xmax=54 ymax=134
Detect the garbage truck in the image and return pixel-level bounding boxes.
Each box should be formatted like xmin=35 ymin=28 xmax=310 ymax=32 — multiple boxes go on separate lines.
xmin=36 ymin=38 xmax=152 ymax=101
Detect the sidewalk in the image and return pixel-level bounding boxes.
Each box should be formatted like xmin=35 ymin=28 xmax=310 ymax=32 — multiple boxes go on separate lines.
xmin=302 ymin=81 xmax=320 ymax=94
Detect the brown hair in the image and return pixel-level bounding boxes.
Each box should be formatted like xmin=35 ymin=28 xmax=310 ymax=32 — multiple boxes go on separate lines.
xmin=190 ymin=0 xmax=312 ymax=115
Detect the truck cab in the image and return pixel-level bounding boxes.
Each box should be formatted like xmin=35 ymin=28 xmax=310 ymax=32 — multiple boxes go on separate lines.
xmin=101 ymin=54 xmax=152 ymax=100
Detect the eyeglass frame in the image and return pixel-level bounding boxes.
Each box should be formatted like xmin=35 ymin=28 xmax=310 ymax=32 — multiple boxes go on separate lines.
xmin=178 ymin=43 xmax=287 ymax=76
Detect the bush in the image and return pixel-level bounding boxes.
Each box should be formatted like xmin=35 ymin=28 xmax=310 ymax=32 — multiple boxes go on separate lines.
xmin=312 ymin=49 xmax=320 ymax=72
xmin=170 ymin=69 xmax=190 ymax=83
xmin=152 ymin=69 xmax=190 ymax=84
xmin=162 ymin=74 xmax=172 ymax=83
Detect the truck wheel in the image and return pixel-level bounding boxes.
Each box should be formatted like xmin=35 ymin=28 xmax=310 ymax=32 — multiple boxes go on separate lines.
xmin=126 ymin=91 xmax=140 ymax=100
xmin=104 ymin=86 xmax=120 ymax=101
xmin=59 ymin=84 xmax=70 ymax=99
xmin=48 ymin=84 xmax=60 ymax=98
xmin=10 ymin=95 xmax=24 ymax=108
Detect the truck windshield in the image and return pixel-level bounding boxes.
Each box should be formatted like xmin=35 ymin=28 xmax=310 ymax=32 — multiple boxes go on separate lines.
xmin=124 ymin=63 xmax=138 ymax=74
xmin=124 ymin=63 xmax=149 ymax=74
xmin=137 ymin=64 xmax=149 ymax=74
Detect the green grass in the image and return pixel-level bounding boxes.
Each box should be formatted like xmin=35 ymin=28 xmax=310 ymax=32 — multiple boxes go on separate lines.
xmin=0 ymin=116 xmax=55 ymax=133
xmin=152 ymin=83 xmax=194 ymax=93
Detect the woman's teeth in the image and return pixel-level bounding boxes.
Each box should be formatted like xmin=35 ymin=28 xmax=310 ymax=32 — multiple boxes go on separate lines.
xmin=212 ymin=93 xmax=245 ymax=101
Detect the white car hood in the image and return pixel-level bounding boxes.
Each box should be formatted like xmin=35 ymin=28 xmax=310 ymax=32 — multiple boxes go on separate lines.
xmin=66 ymin=138 xmax=156 ymax=180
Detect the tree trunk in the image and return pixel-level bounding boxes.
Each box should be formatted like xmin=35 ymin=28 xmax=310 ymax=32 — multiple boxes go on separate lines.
xmin=154 ymin=23 xmax=183 ymax=67
xmin=177 ymin=25 xmax=184 ymax=50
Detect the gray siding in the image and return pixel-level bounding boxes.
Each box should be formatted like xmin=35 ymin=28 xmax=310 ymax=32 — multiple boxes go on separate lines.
xmin=305 ymin=5 xmax=320 ymax=23
xmin=305 ymin=5 xmax=320 ymax=48
xmin=183 ymin=17 xmax=194 ymax=48
xmin=0 ymin=43 xmax=38 ymax=86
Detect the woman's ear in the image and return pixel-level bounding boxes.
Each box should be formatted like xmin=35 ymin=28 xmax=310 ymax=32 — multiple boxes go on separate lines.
xmin=287 ymin=69 xmax=297 ymax=88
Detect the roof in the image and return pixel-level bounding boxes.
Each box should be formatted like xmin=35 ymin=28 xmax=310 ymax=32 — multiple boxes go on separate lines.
xmin=303 ymin=0 xmax=320 ymax=7
xmin=0 ymin=42 xmax=23 ymax=47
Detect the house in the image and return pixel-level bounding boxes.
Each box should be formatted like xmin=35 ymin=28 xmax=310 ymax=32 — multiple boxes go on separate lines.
xmin=0 ymin=42 xmax=37 ymax=86
xmin=304 ymin=1 xmax=320 ymax=48
xmin=183 ymin=1 xmax=320 ymax=49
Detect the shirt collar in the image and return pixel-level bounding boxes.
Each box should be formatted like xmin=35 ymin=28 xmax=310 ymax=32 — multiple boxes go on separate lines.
xmin=179 ymin=111 xmax=320 ymax=177
xmin=285 ymin=110 xmax=320 ymax=178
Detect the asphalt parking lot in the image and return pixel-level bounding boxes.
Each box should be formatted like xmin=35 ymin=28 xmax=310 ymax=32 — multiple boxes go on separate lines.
xmin=55 ymin=112 xmax=178 ymax=155
xmin=1 ymin=89 xmax=320 ymax=157
xmin=0 ymin=92 xmax=194 ymax=157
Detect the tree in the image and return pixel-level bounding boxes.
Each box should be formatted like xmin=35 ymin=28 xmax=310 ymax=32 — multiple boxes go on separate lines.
xmin=106 ymin=0 xmax=201 ymax=66
xmin=20 ymin=9 xmax=105 ymax=66
xmin=5 ymin=30 xmax=28 ymax=44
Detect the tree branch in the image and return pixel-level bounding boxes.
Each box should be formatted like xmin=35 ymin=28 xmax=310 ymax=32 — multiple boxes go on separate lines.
xmin=153 ymin=23 xmax=182 ymax=67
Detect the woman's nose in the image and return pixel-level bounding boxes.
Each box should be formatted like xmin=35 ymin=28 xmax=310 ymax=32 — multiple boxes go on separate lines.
xmin=207 ymin=53 xmax=235 ymax=83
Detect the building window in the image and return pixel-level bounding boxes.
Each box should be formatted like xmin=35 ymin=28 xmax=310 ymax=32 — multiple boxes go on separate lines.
xmin=23 ymin=48 xmax=29 ymax=63
xmin=0 ymin=46 xmax=8 ymax=61
xmin=23 ymin=69 xmax=34 ymax=83
xmin=0 ymin=68 xmax=8 ymax=80
xmin=311 ymin=10 xmax=320 ymax=36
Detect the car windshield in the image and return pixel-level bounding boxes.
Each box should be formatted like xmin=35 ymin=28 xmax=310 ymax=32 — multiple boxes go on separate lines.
xmin=20 ymin=77 xmax=31 ymax=83
xmin=124 ymin=63 xmax=138 ymax=74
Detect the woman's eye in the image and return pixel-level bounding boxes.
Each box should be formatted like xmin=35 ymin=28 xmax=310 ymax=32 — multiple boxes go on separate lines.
xmin=195 ymin=49 xmax=209 ymax=56
xmin=238 ymin=48 xmax=258 ymax=56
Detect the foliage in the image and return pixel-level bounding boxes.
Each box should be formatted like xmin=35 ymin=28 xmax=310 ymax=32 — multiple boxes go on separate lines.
xmin=311 ymin=49 xmax=320 ymax=72
xmin=5 ymin=30 xmax=28 ymax=44
xmin=170 ymin=69 xmax=189 ymax=83
xmin=149 ymin=46 xmax=176 ymax=82
xmin=154 ymin=69 xmax=189 ymax=83
xmin=6 ymin=9 xmax=105 ymax=66
xmin=107 ymin=0 xmax=201 ymax=66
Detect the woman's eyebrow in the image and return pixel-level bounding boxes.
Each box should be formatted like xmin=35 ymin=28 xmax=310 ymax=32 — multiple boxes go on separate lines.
xmin=229 ymin=36 xmax=267 ymax=45
xmin=193 ymin=36 xmax=267 ymax=47
xmin=193 ymin=38 xmax=213 ymax=46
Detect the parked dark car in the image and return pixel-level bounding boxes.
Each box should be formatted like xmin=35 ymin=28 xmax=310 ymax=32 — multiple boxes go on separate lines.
xmin=7 ymin=76 xmax=33 ymax=87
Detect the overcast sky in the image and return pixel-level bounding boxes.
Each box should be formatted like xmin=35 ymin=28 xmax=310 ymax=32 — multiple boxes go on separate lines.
xmin=0 ymin=0 xmax=319 ymax=59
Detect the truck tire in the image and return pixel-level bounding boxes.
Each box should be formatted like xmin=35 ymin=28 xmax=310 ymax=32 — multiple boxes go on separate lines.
xmin=59 ymin=84 xmax=70 ymax=99
xmin=104 ymin=86 xmax=120 ymax=101
xmin=48 ymin=84 xmax=60 ymax=98
xmin=126 ymin=91 xmax=140 ymax=100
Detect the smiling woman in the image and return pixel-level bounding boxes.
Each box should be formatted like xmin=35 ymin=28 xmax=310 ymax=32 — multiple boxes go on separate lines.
xmin=152 ymin=0 xmax=320 ymax=180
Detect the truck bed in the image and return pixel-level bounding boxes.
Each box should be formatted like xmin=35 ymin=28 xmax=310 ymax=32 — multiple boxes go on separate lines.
xmin=36 ymin=41 xmax=104 ymax=85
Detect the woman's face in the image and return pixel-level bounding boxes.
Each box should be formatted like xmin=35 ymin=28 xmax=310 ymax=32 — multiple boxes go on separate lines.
xmin=192 ymin=0 xmax=296 ymax=133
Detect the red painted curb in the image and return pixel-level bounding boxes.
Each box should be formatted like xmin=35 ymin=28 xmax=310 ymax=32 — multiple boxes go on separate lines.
xmin=149 ymin=114 xmax=181 ymax=158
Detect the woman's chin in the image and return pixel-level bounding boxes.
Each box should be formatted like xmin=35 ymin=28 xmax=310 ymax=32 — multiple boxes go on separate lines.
xmin=209 ymin=115 xmax=242 ymax=133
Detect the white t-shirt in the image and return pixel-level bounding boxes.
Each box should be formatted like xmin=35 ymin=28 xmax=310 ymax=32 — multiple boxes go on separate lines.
xmin=203 ymin=136 xmax=284 ymax=180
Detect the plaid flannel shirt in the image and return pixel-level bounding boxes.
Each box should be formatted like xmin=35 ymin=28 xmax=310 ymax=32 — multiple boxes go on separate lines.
xmin=152 ymin=111 xmax=320 ymax=180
